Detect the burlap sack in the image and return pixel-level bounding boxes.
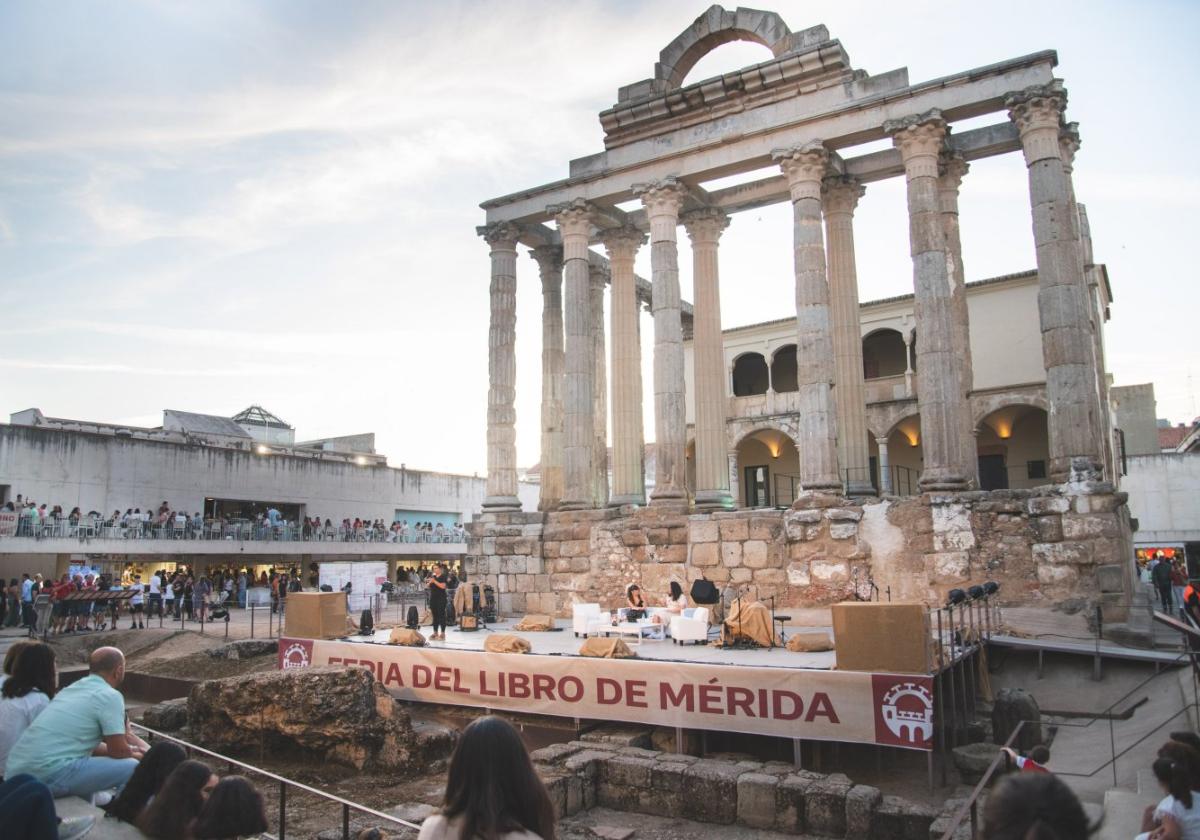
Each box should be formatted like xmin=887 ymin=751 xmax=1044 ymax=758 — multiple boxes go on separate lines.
xmin=578 ymin=637 xmax=637 ymax=659
xmin=484 ymin=634 xmax=532 ymax=654
xmin=388 ymin=628 xmax=426 ymax=646
xmin=513 ymin=614 xmax=554 ymax=632
xmin=786 ymin=631 xmax=832 ymax=652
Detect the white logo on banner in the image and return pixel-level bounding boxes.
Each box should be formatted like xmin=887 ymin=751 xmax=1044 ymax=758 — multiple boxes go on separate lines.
xmin=281 ymin=642 xmax=312 ymax=670
xmin=880 ymin=682 xmax=933 ymax=744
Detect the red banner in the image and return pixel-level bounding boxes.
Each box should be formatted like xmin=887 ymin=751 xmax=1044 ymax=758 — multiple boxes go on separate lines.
xmin=278 ymin=637 xmax=933 ymax=750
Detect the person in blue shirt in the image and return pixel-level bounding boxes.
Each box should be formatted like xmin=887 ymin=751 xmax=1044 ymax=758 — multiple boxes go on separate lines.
xmin=5 ymin=646 xmax=142 ymax=798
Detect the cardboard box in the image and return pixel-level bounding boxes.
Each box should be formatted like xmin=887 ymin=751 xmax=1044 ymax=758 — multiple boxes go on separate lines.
xmin=285 ymin=592 xmax=348 ymax=640
xmin=831 ymin=601 xmax=930 ymax=673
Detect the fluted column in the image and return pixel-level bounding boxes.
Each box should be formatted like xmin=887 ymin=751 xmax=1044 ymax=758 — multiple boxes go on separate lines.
xmin=1007 ymin=82 xmax=1104 ymax=481
xmin=884 ymin=110 xmax=969 ymax=491
xmin=684 ymin=207 xmax=734 ymax=510
xmin=633 ymin=178 xmax=689 ymax=507
xmin=531 ymin=247 xmax=565 ymax=511
xmin=823 ymin=176 xmax=872 ymax=496
xmin=602 ymin=227 xmax=648 ymax=507
xmin=773 ymin=141 xmax=841 ymax=492
xmin=589 ymin=263 xmax=610 ymax=508
xmin=903 ymin=330 xmax=914 ymax=397
xmin=551 ymin=200 xmax=596 ymax=510
xmin=478 ymin=222 xmax=522 ymax=511
xmin=876 ymin=437 xmax=892 ymax=495
xmin=938 ymin=153 xmax=979 ymax=486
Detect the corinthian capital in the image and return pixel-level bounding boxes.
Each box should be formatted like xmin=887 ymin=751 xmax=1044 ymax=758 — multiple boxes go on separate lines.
xmin=1059 ymin=122 xmax=1082 ymax=173
xmin=772 ymin=140 xmax=828 ymax=201
xmin=884 ymin=110 xmax=947 ymax=178
xmin=599 ymin=225 xmax=646 ymax=262
xmin=529 ymin=245 xmax=563 ymax=276
xmin=477 ymin=221 xmax=521 ymax=250
xmin=820 ymin=175 xmax=865 ymax=216
xmin=632 ymin=177 xmax=687 ymax=219
xmin=938 ymin=152 xmax=969 ymax=192
xmin=549 ymin=198 xmax=597 ymax=240
xmin=1006 ymin=80 xmax=1068 ymax=165
xmin=681 ymin=207 xmax=730 ymax=244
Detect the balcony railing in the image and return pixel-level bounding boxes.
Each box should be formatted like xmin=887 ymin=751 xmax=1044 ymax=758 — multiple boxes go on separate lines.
xmin=2 ymin=517 xmax=466 ymax=545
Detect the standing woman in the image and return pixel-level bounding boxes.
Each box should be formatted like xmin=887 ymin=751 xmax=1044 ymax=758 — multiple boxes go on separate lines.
xmin=427 ymin=563 xmax=448 ymax=641
xmin=419 ymin=716 xmax=554 ymax=840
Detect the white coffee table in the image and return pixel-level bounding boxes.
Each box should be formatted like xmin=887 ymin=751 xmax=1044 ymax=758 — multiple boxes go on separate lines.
xmin=587 ymin=619 xmax=664 ymax=645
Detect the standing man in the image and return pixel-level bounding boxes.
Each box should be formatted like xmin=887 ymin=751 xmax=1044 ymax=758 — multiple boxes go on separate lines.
xmin=147 ymin=570 xmax=162 ymax=620
xmin=427 ymin=563 xmax=448 ymax=641
xmin=1153 ymin=552 xmax=1174 ymax=613
xmin=5 ymin=647 xmax=141 ymax=798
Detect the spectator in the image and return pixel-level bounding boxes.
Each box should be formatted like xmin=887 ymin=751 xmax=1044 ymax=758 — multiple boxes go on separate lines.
xmin=1171 ymin=732 xmax=1200 ymax=754
xmin=1159 ymin=740 xmax=1200 ymax=792
xmin=1 ymin=640 xmax=34 ymax=689
xmin=1001 ymin=744 xmax=1051 ymax=773
xmin=0 ymin=774 xmax=95 ymax=839
xmin=1138 ymin=755 xmax=1200 ymax=840
xmin=136 ymin=759 xmax=218 ymax=839
xmin=981 ymin=772 xmax=1090 ymax=840
xmin=106 ymin=741 xmax=186 ymax=825
xmin=129 ymin=575 xmax=145 ymax=629
xmin=0 ymin=642 xmax=56 ymax=774
xmin=4 ymin=578 xmax=20 ymax=627
xmin=418 ymin=716 xmax=554 ymax=840
xmin=4 ymin=646 xmax=140 ymax=798
xmin=1173 ymin=561 xmax=1189 ymax=617
xmin=1154 ymin=553 xmax=1175 ymax=613
xmin=189 ymin=775 xmax=268 ymax=839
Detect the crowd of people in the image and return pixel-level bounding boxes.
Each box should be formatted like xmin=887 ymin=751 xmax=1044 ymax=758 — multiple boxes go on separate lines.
xmin=0 ymin=642 xmax=269 ymax=839
xmin=2 ymin=495 xmax=467 ymax=544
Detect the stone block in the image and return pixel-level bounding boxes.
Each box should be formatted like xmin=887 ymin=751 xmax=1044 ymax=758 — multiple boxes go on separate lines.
xmin=730 ymin=567 xmax=753 ymax=583
xmin=1032 ymin=541 xmax=1091 ymax=566
xmin=721 ymin=542 xmax=743 ymax=566
xmin=646 ymin=527 xmax=670 ymax=545
xmin=749 ymin=516 xmax=782 ymax=541
xmin=682 ymin=759 xmax=743 ymax=824
xmin=602 ymin=754 xmax=655 ymax=788
xmin=743 ymin=540 xmax=769 ymax=568
xmin=1027 ymin=496 xmax=1070 ymax=515
xmin=563 ymin=749 xmax=612 ymax=779
xmin=543 ymin=774 xmax=568 ymax=819
xmin=736 ymin=772 xmax=779 ymax=829
xmin=719 ymin=519 xmax=750 ymax=541
xmin=1062 ymin=514 xmax=1120 ymax=540
xmin=806 ymin=774 xmax=851 ymax=836
xmin=1035 ymin=515 xmax=1063 ymax=542
xmin=669 ymin=527 xmax=689 ymax=544
xmin=829 ymin=522 xmax=858 ymax=540
xmin=1073 ymin=493 xmax=1124 ymax=514
xmin=565 ymin=775 xmax=585 ymax=816
xmin=691 ymin=542 xmax=719 ymax=567
xmin=650 ymin=756 xmax=690 ymax=793
xmin=659 ymin=545 xmax=687 ymax=564
xmin=846 ymin=784 xmax=883 ymax=838
xmin=824 ymin=507 xmax=863 ymax=521
xmin=597 ymin=782 xmax=640 ymax=811
xmin=871 ymin=795 xmax=938 ymax=840
xmin=786 ymin=562 xmax=811 ymax=587
xmin=1037 ymin=560 xmax=1080 ymax=585
xmin=926 ymin=551 xmax=970 ymax=582
xmin=690 ymin=520 xmax=719 ymax=543
xmin=1091 ymin=538 xmax=1124 ymax=566
xmin=569 ymin=556 xmax=591 ymax=573
xmin=951 ymin=742 xmax=1001 ymax=785
xmin=753 ymin=568 xmax=786 ymax=586
xmin=621 ymin=530 xmax=647 ymax=547
xmin=775 ymin=772 xmax=817 ymax=832
xmin=810 ymin=559 xmax=849 ymax=583
xmin=1095 ymin=563 xmax=1125 ymax=593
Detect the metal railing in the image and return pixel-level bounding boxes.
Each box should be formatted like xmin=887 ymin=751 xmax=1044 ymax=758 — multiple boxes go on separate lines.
xmin=131 ymin=723 xmax=418 ymax=840
xmin=4 ymin=517 xmax=466 ymax=545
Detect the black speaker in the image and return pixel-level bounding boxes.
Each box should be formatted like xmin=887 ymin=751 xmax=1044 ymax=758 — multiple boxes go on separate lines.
xmin=947 ymin=588 xmax=967 ymax=606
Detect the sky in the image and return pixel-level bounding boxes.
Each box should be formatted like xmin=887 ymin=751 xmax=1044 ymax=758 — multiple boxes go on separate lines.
xmin=1 ymin=0 xmax=1197 ymax=476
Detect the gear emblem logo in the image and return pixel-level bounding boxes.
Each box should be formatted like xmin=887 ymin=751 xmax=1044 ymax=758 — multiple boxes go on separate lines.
xmin=279 ymin=639 xmax=313 ymax=670
xmin=871 ymin=674 xmax=934 ymax=749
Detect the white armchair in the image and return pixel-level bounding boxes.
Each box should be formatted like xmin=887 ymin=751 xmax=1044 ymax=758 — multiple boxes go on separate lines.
xmin=671 ymin=607 xmax=710 ymax=645
xmin=572 ymin=603 xmax=602 ymax=637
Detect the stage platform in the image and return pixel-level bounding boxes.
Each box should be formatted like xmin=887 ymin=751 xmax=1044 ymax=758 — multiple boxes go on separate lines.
xmin=338 ymin=617 xmax=838 ymax=671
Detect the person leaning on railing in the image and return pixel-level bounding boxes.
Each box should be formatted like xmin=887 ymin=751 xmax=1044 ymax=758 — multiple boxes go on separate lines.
xmin=979 ymin=772 xmax=1090 ymax=839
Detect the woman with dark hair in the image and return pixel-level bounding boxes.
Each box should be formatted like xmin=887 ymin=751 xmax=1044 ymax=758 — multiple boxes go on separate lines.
xmin=980 ymin=773 xmax=1090 ymax=840
xmin=1139 ymin=756 xmax=1200 ymax=839
xmin=1 ymin=639 xmax=34 ymax=687
xmin=190 ymin=775 xmax=268 ymax=839
xmin=136 ymin=759 xmax=217 ymax=839
xmin=625 ymin=584 xmax=647 ymax=621
xmin=419 ymin=715 xmax=554 ymax=840
xmin=105 ymin=741 xmax=187 ymax=824
xmin=0 ymin=642 xmax=56 ymax=773
xmin=1160 ymin=740 xmax=1200 ymax=792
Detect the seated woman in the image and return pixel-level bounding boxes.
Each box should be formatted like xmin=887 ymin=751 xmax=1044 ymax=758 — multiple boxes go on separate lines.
xmin=660 ymin=581 xmax=688 ymax=632
xmin=0 ymin=642 xmax=56 ymax=772
xmin=105 ymin=741 xmax=186 ymax=824
xmin=625 ymin=584 xmax=647 ymax=621
xmin=189 ymin=775 xmax=268 ymax=840
xmin=136 ymin=760 xmax=218 ymax=839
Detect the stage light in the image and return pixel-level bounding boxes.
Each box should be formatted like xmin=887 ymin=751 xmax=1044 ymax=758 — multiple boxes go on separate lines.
xmin=947 ymin=588 xmax=967 ymax=606
xmin=968 ymin=584 xmax=985 ymax=600
xmin=983 ymin=581 xmax=1000 ymax=596
xmin=255 ymin=445 xmax=270 ymax=455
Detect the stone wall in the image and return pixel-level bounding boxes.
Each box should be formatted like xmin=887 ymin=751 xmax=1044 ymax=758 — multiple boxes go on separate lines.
xmin=531 ymin=740 xmax=939 ymax=838
xmin=466 ymin=483 xmax=1132 ymax=619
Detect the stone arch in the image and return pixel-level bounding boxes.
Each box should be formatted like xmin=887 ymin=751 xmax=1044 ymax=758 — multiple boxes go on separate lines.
xmin=731 ymin=351 xmax=769 ymax=396
xmin=862 ymin=327 xmax=907 ymax=380
xmin=971 ymin=392 xmax=1049 ymax=428
xmin=770 ymin=344 xmax=797 ymax=393
xmin=729 ymin=418 xmax=799 ymax=451
xmin=656 ymin=6 xmax=795 ymax=89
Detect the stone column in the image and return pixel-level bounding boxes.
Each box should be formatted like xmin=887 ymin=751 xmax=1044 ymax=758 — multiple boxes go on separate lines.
xmin=884 ymin=110 xmax=970 ymax=491
xmin=602 ymin=227 xmax=648 ymax=506
xmin=531 ymin=246 xmax=565 ymax=511
xmin=478 ymin=222 xmax=522 ymax=511
xmin=589 ymin=263 xmax=610 ymax=508
xmin=633 ymin=178 xmax=689 ymax=507
xmin=684 ymin=207 xmax=734 ymax=511
xmin=823 ymin=176 xmax=872 ymax=496
xmin=1007 ymin=82 xmax=1104 ymax=481
xmin=728 ymin=452 xmax=739 ymax=506
xmin=773 ymin=141 xmax=841 ymax=492
xmin=551 ymin=200 xmax=596 ymax=510
xmin=903 ymin=330 xmax=915 ymax=397
xmin=938 ymin=152 xmax=979 ymax=486
xmin=876 ymin=437 xmax=892 ymax=495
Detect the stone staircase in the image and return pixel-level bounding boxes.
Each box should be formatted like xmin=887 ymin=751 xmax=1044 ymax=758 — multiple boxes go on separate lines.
xmin=1105 ymin=585 xmax=1186 ymax=650
xmin=1094 ymin=769 xmax=1156 ymax=840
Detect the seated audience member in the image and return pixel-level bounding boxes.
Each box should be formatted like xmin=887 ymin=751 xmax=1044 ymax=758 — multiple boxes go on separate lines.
xmin=418 ymin=716 xmax=554 ymax=840
xmin=137 ymin=759 xmax=218 ymax=839
xmin=1139 ymin=756 xmax=1200 ymax=840
xmin=4 ymin=646 xmax=140 ymax=798
xmin=0 ymin=774 xmax=95 ymax=839
xmin=1171 ymin=731 xmax=1200 ymax=758
xmin=625 ymin=584 xmax=647 ymax=620
xmin=1001 ymin=744 xmax=1050 ymax=773
xmin=189 ymin=775 xmax=268 ymax=839
xmin=1160 ymin=739 xmax=1200 ymax=792
xmin=0 ymin=640 xmax=34 ymax=689
xmin=106 ymin=741 xmax=186 ymax=825
xmin=664 ymin=581 xmax=688 ymax=614
xmin=0 ymin=642 xmax=56 ymax=775
xmin=981 ymin=773 xmax=1090 ymax=840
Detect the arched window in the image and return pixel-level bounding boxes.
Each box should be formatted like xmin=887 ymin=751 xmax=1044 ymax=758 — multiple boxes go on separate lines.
xmin=732 ymin=353 xmax=769 ymax=396
xmin=770 ymin=345 xmax=797 ymax=393
xmin=862 ymin=329 xmax=908 ymax=379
